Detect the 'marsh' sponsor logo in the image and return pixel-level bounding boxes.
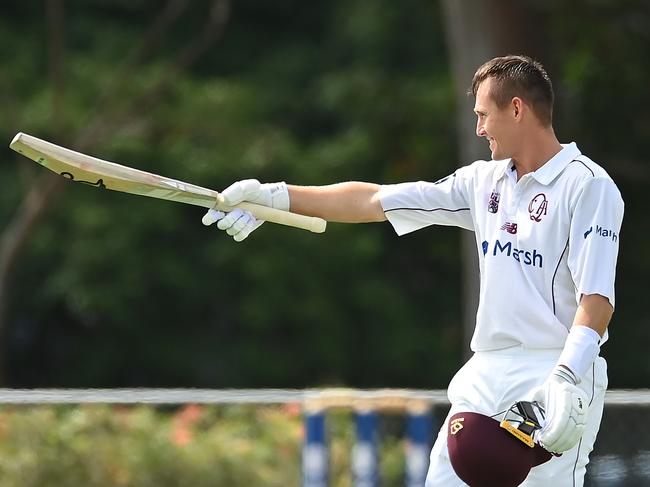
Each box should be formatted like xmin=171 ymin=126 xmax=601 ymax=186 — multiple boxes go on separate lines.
xmin=584 ymin=225 xmax=618 ymax=242
xmin=482 ymin=239 xmax=543 ymax=268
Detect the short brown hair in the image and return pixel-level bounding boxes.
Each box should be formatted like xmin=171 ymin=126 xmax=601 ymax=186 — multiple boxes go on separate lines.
xmin=471 ymin=55 xmax=554 ymax=126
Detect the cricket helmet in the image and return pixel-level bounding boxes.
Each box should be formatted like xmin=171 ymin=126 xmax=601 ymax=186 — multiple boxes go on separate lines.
xmin=447 ymin=402 xmax=553 ymax=487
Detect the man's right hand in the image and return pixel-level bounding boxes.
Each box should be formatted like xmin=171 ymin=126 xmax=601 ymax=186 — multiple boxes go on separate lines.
xmin=201 ymin=179 xmax=290 ymax=242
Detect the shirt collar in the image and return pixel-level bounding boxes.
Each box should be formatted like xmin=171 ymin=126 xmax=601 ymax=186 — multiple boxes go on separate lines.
xmin=531 ymin=143 xmax=581 ymax=185
xmin=493 ymin=142 xmax=581 ymax=185
xmin=493 ymin=158 xmax=515 ymax=184
xmin=494 ymin=159 xmax=517 ymax=184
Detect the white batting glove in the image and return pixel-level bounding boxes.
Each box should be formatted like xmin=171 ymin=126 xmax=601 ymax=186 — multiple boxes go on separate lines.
xmin=201 ymin=179 xmax=290 ymax=242
xmin=532 ymin=365 xmax=589 ymax=453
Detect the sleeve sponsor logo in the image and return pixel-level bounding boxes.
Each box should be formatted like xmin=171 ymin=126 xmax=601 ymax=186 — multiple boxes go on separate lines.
xmin=481 ymin=239 xmax=543 ymax=268
xmin=584 ymin=225 xmax=618 ymax=242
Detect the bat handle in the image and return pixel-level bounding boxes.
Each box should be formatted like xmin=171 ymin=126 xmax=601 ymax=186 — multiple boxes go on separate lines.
xmin=215 ymin=198 xmax=327 ymax=233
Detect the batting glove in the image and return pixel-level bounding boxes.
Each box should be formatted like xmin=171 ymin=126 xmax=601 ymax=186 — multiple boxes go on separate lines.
xmin=201 ymin=179 xmax=290 ymax=242
xmin=532 ymin=365 xmax=589 ymax=453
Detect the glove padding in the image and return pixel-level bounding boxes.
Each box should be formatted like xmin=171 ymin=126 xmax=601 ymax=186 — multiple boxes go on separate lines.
xmin=201 ymin=179 xmax=289 ymax=242
xmin=532 ymin=366 xmax=589 ymax=453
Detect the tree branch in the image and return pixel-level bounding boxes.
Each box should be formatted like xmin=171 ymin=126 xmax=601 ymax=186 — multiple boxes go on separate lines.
xmin=0 ymin=0 xmax=232 ymax=384
xmin=47 ymin=0 xmax=65 ymax=131
xmin=77 ymin=0 xmax=231 ymax=147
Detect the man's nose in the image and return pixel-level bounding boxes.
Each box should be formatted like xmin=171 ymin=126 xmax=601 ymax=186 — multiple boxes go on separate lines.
xmin=476 ymin=120 xmax=486 ymax=137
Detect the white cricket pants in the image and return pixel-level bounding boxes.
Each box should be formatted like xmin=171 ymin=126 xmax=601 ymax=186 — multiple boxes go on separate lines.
xmin=424 ymin=346 xmax=608 ymax=487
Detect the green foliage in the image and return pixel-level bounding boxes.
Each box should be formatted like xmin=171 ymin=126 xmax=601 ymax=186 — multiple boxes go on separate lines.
xmin=3 ymin=0 xmax=461 ymax=389
xmin=0 ymin=405 xmax=409 ymax=487
xmin=544 ymin=0 xmax=650 ymax=386
xmin=1 ymin=0 xmax=648 ymax=389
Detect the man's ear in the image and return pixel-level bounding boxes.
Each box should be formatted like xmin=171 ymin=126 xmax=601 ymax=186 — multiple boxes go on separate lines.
xmin=512 ymin=97 xmax=524 ymax=120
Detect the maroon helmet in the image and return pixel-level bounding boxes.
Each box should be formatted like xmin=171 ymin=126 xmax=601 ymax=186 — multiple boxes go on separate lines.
xmin=447 ymin=402 xmax=554 ymax=487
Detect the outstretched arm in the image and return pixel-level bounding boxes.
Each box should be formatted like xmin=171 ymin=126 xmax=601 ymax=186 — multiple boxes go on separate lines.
xmin=202 ymin=179 xmax=386 ymax=241
xmin=288 ymin=182 xmax=386 ymax=223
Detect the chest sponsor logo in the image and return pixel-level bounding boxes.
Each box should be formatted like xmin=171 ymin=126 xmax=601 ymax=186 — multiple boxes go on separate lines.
xmin=481 ymin=239 xmax=544 ymax=268
xmin=584 ymin=225 xmax=618 ymax=242
xmin=528 ymin=193 xmax=548 ymax=222
xmin=487 ymin=190 xmax=500 ymax=214
xmin=501 ymin=222 xmax=518 ymax=234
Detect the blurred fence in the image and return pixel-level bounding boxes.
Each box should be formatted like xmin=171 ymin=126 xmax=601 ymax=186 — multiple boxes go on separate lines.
xmin=586 ymin=391 xmax=650 ymax=487
xmin=0 ymin=388 xmax=647 ymax=486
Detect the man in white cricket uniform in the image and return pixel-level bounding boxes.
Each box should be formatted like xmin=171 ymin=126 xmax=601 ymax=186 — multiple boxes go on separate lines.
xmin=379 ymin=141 xmax=620 ymax=485
xmin=203 ymin=55 xmax=624 ymax=486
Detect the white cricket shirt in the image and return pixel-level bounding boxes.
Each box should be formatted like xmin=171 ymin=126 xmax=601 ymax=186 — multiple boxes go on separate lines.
xmin=378 ymin=143 xmax=624 ymax=351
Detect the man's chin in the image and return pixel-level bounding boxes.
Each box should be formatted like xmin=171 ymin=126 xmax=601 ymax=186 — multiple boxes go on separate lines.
xmin=491 ymin=150 xmax=510 ymax=161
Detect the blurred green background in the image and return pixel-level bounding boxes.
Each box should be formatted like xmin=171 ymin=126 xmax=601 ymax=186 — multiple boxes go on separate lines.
xmin=0 ymin=403 xmax=412 ymax=487
xmin=1 ymin=0 xmax=648 ymax=390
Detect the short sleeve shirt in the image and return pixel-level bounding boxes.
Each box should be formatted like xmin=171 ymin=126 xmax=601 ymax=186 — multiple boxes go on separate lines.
xmin=378 ymin=143 xmax=624 ymax=351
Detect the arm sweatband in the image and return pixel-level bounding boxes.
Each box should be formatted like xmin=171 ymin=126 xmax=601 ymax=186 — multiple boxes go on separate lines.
xmin=556 ymin=325 xmax=601 ymax=384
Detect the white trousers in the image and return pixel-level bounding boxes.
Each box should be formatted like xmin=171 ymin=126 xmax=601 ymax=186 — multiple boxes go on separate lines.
xmin=425 ymin=347 xmax=608 ymax=487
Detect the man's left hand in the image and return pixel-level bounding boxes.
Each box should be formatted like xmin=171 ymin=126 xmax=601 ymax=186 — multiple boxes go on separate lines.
xmin=532 ymin=366 xmax=589 ymax=453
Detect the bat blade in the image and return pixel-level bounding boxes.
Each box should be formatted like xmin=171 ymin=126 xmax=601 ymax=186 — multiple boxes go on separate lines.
xmin=10 ymin=133 xmax=327 ymax=233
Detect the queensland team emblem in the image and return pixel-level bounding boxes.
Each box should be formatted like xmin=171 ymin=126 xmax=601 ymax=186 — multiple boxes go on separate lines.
xmin=528 ymin=193 xmax=548 ymax=222
xmin=501 ymin=222 xmax=518 ymax=234
xmin=487 ymin=191 xmax=500 ymax=214
xmin=450 ymin=417 xmax=464 ymax=435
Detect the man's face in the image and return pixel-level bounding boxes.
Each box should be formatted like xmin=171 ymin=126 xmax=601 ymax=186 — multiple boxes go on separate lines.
xmin=474 ymin=78 xmax=518 ymax=161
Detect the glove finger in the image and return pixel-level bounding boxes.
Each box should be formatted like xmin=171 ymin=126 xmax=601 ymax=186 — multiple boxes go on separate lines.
xmin=226 ymin=212 xmax=255 ymax=236
xmin=553 ymin=420 xmax=585 ymax=452
xmin=550 ymin=410 xmax=585 ymax=452
xmin=233 ymin=219 xmax=264 ymax=242
xmin=537 ymin=383 xmax=561 ymax=445
xmin=202 ymin=209 xmax=225 ymax=226
xmin=221 ymin=179 xmax=261 ymax=206
xmin=217 ymin=208 xmax=245 ymax=230
xmin=233 ymin=230 xmax=250 ymax=242
xmin=541 ymin=409 xmax=569 ymax=448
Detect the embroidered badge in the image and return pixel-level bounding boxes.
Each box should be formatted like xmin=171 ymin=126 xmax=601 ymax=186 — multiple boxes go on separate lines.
xmin=487 ymin=191 xmax=500 ymax=214
xmin=528 ymin=193 xmax=548 ymax=222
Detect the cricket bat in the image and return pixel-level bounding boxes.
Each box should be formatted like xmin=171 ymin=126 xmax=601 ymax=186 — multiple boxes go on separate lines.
xmin=9 ymin=133 xmax=327 ymax=233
